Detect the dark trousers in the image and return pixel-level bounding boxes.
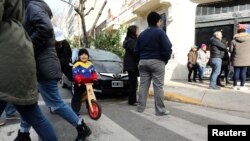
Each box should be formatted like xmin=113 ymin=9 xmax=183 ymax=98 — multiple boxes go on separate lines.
xmin=217 ymin=65 xmax=229 ymax=83
xmin=233 ymin=66 xmax=248 ymax=86
xmin=128 ymin=71 xmax=138 ymax=105
xmin=187 ymin=63 xmax=198 ymax=81
xmin=0 ymin=100 xmax=58 ymax=140
xmin=71 ymin=84 xmax=86 ymax=115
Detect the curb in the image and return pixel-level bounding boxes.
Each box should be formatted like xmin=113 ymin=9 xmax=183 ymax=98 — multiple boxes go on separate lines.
xmin=148 ymin=88 xmax=202 ymax=106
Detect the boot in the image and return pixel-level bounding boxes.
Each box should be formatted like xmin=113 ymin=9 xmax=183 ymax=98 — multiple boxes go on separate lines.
xmin=75 ymin=120 xmax=92 ymax=141
xmin=14 ymin=130 xmax=31 ymax=141
xmin=217 ymin=81 xmax=225 ymax=87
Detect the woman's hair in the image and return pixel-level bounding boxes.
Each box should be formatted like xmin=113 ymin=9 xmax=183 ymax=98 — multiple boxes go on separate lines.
xmin=126 ymin=25 xmax=138 ymax=38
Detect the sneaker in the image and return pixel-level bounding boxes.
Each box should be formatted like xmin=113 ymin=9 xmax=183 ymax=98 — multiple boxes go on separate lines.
xmin=155 ymin=110 xmax=170 ymax=116
xmin=6 ymin=112 xmax=20 ymax=120
xmin=14 ymin=130 xmax=31 ymax=141
xmin=0 ymin=119 xmax=5 ymax=126
xmin=239 ymin=86 xmax=248 ymax=91
xmin=232 ymin=86 xmax=238 ymax=90
xmin=208 ymin=86 xmax=221 ymax=90
xmin=75 ymin=121 xmax=92 ymax=141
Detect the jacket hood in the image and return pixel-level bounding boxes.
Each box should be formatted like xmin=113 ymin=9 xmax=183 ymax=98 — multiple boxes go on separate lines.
xmin=25 ymin=0 xmax=53 ymax=18
xmin=233 ymin=32 xmax=250 ymax=43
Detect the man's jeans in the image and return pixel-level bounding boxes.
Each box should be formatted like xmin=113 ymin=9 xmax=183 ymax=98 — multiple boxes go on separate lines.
xmin=21 ymin=80 xmax=80 ymax=131
xmin=0 ymin=100 xmax=58 ymax=141
xmin=210 ymin=58 xmax=222 ymax=87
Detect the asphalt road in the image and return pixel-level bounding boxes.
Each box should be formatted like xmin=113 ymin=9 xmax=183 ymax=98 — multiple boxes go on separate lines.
xmin=1 ymin=85 xmax=250 ymax=141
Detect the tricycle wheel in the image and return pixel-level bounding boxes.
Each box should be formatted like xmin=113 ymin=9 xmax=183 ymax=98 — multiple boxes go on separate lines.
xmin=88 ymin=100 xmax=102 ymax=120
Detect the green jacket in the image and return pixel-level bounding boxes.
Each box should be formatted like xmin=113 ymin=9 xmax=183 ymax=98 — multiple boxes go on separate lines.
xmin=0 ymin=0 xmax=38 ymax=105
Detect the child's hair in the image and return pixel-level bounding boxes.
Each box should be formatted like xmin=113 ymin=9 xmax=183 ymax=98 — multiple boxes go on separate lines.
xmin=78 ymin=48 xmax=89 ymax=58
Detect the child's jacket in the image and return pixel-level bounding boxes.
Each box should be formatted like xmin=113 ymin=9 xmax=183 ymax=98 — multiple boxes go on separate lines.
xmin=72 ymin=60 xmax=97 ymax=84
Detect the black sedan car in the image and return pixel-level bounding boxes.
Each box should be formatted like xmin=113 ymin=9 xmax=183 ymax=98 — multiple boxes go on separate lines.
xmin=62 ymin=48 xmax=129 ymax=95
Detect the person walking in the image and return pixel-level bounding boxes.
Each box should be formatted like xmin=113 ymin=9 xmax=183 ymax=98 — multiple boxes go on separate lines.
xmin=54 ymin=27 xmax=73 ymax=81
xmin=187 ymin=45 xmax=198 ymax=82
xmin=197 ymin=44 xmax=210 ymax=82
xmin=135 ymin=11 xmax=172 ymax=116
xmin=208 ymin=31 xmax=227 ymax=89
xmin=230 ymin=24 xmax=250 ymax=91
xmin=0 ymin=0 xmax=58 ymax=140
xmin=123 ymin=25 xmax=139 ymax=106
xmin=14 ymin=0 xmax=92 ymax=140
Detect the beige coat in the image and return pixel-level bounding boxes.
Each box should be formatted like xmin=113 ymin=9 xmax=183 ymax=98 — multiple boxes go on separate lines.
xmin=230 ymin=32 xmax=250 ymax=67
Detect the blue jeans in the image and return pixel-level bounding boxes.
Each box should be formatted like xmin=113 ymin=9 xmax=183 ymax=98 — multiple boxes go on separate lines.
xmin=210 ymin=58 xmax=222 ymax=87
xmin=233 ymin=66 xmax=248 ymax=86
xmin=5 ymin=103 xmax=16 ymax=117
xmin=0 ymin=100 xmax=58 ymax=141
xmin=198 ymin=65 xmax=205 ymax=80
xmin=21 ymin=79 xmax=80 ymax=131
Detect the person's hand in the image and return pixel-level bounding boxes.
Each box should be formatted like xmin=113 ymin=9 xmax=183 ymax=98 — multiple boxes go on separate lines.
xmin=188 ymin=63 xmax=193 ymax=68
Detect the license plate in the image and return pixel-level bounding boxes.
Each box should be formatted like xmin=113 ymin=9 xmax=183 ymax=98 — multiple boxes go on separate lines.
xmin=112 ymin=81 xmax=123 ymax=87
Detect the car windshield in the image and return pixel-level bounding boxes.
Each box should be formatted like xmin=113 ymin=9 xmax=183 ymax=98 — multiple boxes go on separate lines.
xmin=72 ymin=48 xmax=123 ymax=73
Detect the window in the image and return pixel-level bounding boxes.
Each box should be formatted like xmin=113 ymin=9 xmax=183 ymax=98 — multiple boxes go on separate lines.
xmin=202 ymin=7 xmax=208 ymax=15
xmin=160 ymin=13 xmax=167 ymax=32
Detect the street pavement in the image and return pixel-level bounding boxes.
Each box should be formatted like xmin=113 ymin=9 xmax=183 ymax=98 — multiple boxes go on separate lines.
xmin=151 ymin=79 xmax=250 ymax=112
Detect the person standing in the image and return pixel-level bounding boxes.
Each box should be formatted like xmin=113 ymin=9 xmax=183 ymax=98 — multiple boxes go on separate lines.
xmin=208 ymin=31 xmax=227 ymax=89
xmin=187 ymin=45 xmax=198 ymax=82
xmin=230 ymin=24 xmax=250 ymax=90
xmin=14 ymin=0 xmax=92 ymax=140
xmin=217 ymin=40 xmax=230 ymax=87
xmin=0 ymin=0 xmax=58 ymax=140
xmin=54 ymin=27 xmax=73 ymax=81
xmin=197 ymin=44 xmax=210 ymax=82
xmin=135 ymin=11 xmax=172 ymax=116
xmin=123 ymin=25 xmax=139 ymax=106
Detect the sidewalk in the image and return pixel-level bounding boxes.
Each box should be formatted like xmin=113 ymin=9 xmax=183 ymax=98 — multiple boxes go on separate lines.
xmin=149 ymin=80 xmax=250 ymax=112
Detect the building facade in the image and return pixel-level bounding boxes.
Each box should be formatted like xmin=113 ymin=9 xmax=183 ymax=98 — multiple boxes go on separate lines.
xmin=70 ymin=0 xmax=250 ymax=80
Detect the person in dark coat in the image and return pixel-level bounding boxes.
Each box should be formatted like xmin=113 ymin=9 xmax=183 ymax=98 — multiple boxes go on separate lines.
xmin=208 ymin=31 xmax=227 ymax=89
xmin=0 ymin=0 xmax=58 ymax=140
xmin=135 ymin=11 xmax=172 ymax=116
xmin=123 ymin=25 xmax=139 ymax=106
xmin=14 ymin=0 xmax=92 ymax=141
xmin=54 ymin=27 xmax=73 ymax=81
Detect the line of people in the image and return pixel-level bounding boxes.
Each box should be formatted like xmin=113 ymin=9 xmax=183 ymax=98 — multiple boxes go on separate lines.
xmin=187 ymin=26 xmax=250 ymax=90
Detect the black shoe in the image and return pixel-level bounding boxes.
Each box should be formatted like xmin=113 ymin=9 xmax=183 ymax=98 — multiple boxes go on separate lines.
xmin=217 ymin=83 xmax=225 ymax=87
xmin=193 ymin=79 xmax=197 ymax=82
xmin=75 ymin=121 xmax=92 ymax=141
xmin=188 ymin=79 xmax=192 ymax=82
xmin=14 ymin=130 xmax=31 ymax=141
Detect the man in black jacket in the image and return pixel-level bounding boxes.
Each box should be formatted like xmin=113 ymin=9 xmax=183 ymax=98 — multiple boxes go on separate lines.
xmin=209 ymin=31 xmax=227 ymax=89
xmin=15 ymin=0 xmax=91 ymax=141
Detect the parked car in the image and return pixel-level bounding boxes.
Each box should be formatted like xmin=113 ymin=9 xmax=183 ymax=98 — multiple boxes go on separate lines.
xmin=62 ymin=48 xmax=129 ymax=95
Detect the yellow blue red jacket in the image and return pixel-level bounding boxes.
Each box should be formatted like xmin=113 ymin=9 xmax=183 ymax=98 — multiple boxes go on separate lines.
xmin=72 ymin=60 xmax=97 ymax=84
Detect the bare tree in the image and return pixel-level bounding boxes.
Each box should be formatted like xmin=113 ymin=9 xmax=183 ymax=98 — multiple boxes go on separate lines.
xmin=60 ymin=0 xmax=106 ymax=48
